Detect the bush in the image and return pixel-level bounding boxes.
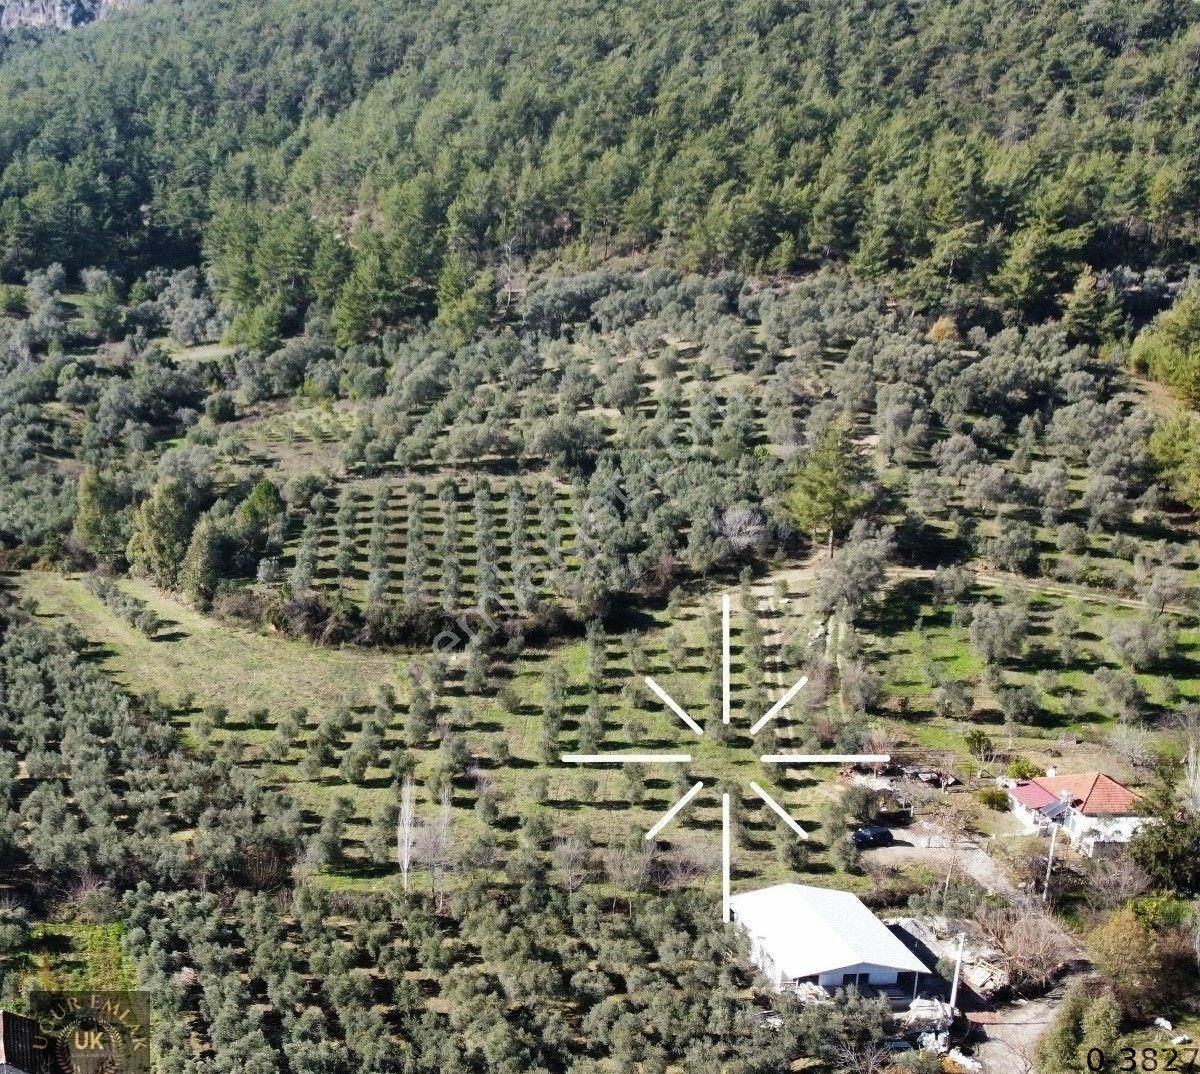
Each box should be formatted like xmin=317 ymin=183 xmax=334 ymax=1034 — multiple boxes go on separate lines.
xmin=205 ymin=390 xmax=236 ymax=423
xmin=83 ymin=574 xmax=161 ymax=637
xmin=832 ymin=837 xmax=862 ymax=874
xmin=0 ymin=902 xmax=30 ymax=955
xmin=1087 ymin=908 xmax=1172 ymax=1017
xmin=998 ymin=684 xmax=1041 ymax=725
xmin=841 ymin=785 xmax=882 ymax=823
xmin=1007 ymin=756 xmax=1040 ymax=780
xmin=1107 ymin=614 xmax=1175 ymax=671
xmin=989 ymin=521 xmax=1037 ymax=574
xmin=977 ymin=786 xmax=1010 ymax=811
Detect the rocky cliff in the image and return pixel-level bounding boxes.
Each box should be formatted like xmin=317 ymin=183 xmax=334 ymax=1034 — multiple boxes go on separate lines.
xmin=0 ymin=0 xmax=143 ymax=30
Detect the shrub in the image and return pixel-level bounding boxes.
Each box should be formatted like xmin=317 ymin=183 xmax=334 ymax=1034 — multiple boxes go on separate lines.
xmin=1007 ymin=756 xmax=1040 ymax=780
xmin=205 ymin=390 xmax=236 ymax=423
xmin=928 ymin=315 xmax=960 ymax=344
xmin=977 ymin=786 xmax=1010 ymax=811
xmin=989 ymin=521 xmax=1037 ymax=574
xmin=1107 ymin=614 xmax=1175 ymax=671
xmin=83 ymin=574 xmax=161 ymax=637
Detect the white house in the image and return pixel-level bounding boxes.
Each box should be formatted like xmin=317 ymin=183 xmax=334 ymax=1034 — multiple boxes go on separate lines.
xmin=1008 ymin=771 xmax=1147 ymax=856
xmin=728 ymin=883 xmax=931 ymax=1001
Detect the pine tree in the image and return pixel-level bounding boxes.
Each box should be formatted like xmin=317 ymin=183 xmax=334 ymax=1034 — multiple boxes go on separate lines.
xmin=434 ymin=252 xmax=493 ymax=346
xmin=1062 ymin=266 xmax=1120 ymax=345
xmin=179 ymin=514 xmax=222 ymax=608
xmin=127 ymin=478 xmax=193 ymax=588
xmin=333 ymin=247 xmax=385 ymax=349
xmin=74 ymin=466 xmax=126 ymax=564
xmin=786 ymin=422 xmax=872 ymax=554
xmin=1131 ymin=282 xmax=1200 ymax=404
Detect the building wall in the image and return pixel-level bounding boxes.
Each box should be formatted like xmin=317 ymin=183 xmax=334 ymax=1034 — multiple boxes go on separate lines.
xmin=744 ymin=936 xmax=907 ymax=991
xmin=1068 ymin=813 xmax=1142 ymax=841
xmin=1067 ymin=813 xmax=1146 ymax=854
xmin=1010 ymin=796 xmax=1146 ymax=852
xmin=745 ymin=935 xmax=785 ymax=988
xmin=1011 ymin=800 xmax=1045 ymax=833
xmin=816 ymin=963 xmax=900 ymax=989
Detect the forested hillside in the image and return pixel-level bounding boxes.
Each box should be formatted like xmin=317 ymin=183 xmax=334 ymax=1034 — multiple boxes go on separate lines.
xmin=1 ymin=0 xmax=1199 ymax=346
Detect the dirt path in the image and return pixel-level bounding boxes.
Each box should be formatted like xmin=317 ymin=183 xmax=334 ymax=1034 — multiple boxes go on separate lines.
xmin=889 ymin=564 xmax=1193 ymax=616
xmin=865 ymin=828 xmax=1088 ymax=1074
xmin=972 ymin=975 xmax=1089 ymax=1074
xmin=865 ymin=825 xmax=1021 ymax=899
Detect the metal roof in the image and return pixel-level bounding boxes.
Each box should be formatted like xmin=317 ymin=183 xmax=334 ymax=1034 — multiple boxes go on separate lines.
xmin=729 ymin=883 xmax=931 ymax=981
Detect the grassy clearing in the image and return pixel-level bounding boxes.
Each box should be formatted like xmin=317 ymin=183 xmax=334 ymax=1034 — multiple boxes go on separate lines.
xmin=18 ymin=923 xmax=136 ymax=994
xmin=16 ymin=548 xmax=1194 ymax=901
xmin=16 ymin=571 xmax=400 ymax=716
xmin=159 ymin=339 xmax=235 ymax=364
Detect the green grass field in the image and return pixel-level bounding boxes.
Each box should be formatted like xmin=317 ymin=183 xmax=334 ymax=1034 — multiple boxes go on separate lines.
xmin=16 ymin=568 xmax=874 ymax=897
xmin=15 ymin=923 xmax=136 ymax=995
xmin=17 ymin=572 xmax=400 ymax=716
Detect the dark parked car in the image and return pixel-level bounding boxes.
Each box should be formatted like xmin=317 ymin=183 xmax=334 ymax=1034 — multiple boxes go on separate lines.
xmin=850 ymin=825 xmax=894 ymax=849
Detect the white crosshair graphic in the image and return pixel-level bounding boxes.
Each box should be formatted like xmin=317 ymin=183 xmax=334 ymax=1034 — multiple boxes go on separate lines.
xmin=563 ymin=593 xmax=890 ymax=921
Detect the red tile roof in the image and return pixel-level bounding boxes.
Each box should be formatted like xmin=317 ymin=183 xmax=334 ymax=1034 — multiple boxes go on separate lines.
xmin=1010 ymin=781 xmax=1058 ymax=811
xmin=1031 ymin=772 xmax=1142 ymax=816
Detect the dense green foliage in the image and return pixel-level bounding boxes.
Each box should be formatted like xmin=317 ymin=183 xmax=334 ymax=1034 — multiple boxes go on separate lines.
xmin=1132 ymin=283 xmax=1200 ymax=403
xmin=1 ymin=0 xmax=1200 ymax=345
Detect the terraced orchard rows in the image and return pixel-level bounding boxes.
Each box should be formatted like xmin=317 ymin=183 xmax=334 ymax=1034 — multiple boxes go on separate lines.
xmin=282 ymin=476 xmax=585 ymax=618
xmin=215 ymin=581 xmax=847 ymax=880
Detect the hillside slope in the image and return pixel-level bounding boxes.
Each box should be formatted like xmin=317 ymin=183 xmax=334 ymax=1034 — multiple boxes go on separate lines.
xmin=0 ymin=0 xmax=1197 ymax=343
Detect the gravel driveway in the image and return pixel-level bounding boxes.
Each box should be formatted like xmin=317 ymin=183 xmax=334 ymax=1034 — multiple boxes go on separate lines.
xmin=864 ymin=824 xmax=1088 ymax=1074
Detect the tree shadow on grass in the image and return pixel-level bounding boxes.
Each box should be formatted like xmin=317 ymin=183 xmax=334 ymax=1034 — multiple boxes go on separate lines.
xmin=77 ymin=641 xmax=118 ymax=664
xmin=901 ymin=525 xmax=972 ymax=570
xmin=152 ymin=628 xmax=189 ymax=642
xmin=1019 ymin=646 xmax=1105 ymax=674
xmin=869 ymin=577 xmax=937 ymax=638
xmin=1160 ymin=650 xmax=1200 ymax=681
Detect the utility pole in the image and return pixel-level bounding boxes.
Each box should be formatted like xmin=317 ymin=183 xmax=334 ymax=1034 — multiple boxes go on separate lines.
xmin=1042 ymin=825 xmax=1058 ymax=903
xmin=949 ymin=931 xmax=967 ymax=1011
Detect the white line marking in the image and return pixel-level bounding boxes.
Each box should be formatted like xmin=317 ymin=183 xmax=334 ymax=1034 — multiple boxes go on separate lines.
xmin=722 ymin=593 xmax=731 ymax=725
xmin=722 ymin=792 xmax=731 ymax=922
xmin=645 ymin=781 xmax=705 ymax=840
xmin=561 ymin=753 xmax=693 ymax=763
xmin=749 ymin=780 xmax=808 ymax=838
xmin=759 ymin=753 xmax=891 ymax=764
xmin=749 ymin=675 xmax=808 ymax=735
xmin=644 ymin=676 xmax=704 ymax=736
